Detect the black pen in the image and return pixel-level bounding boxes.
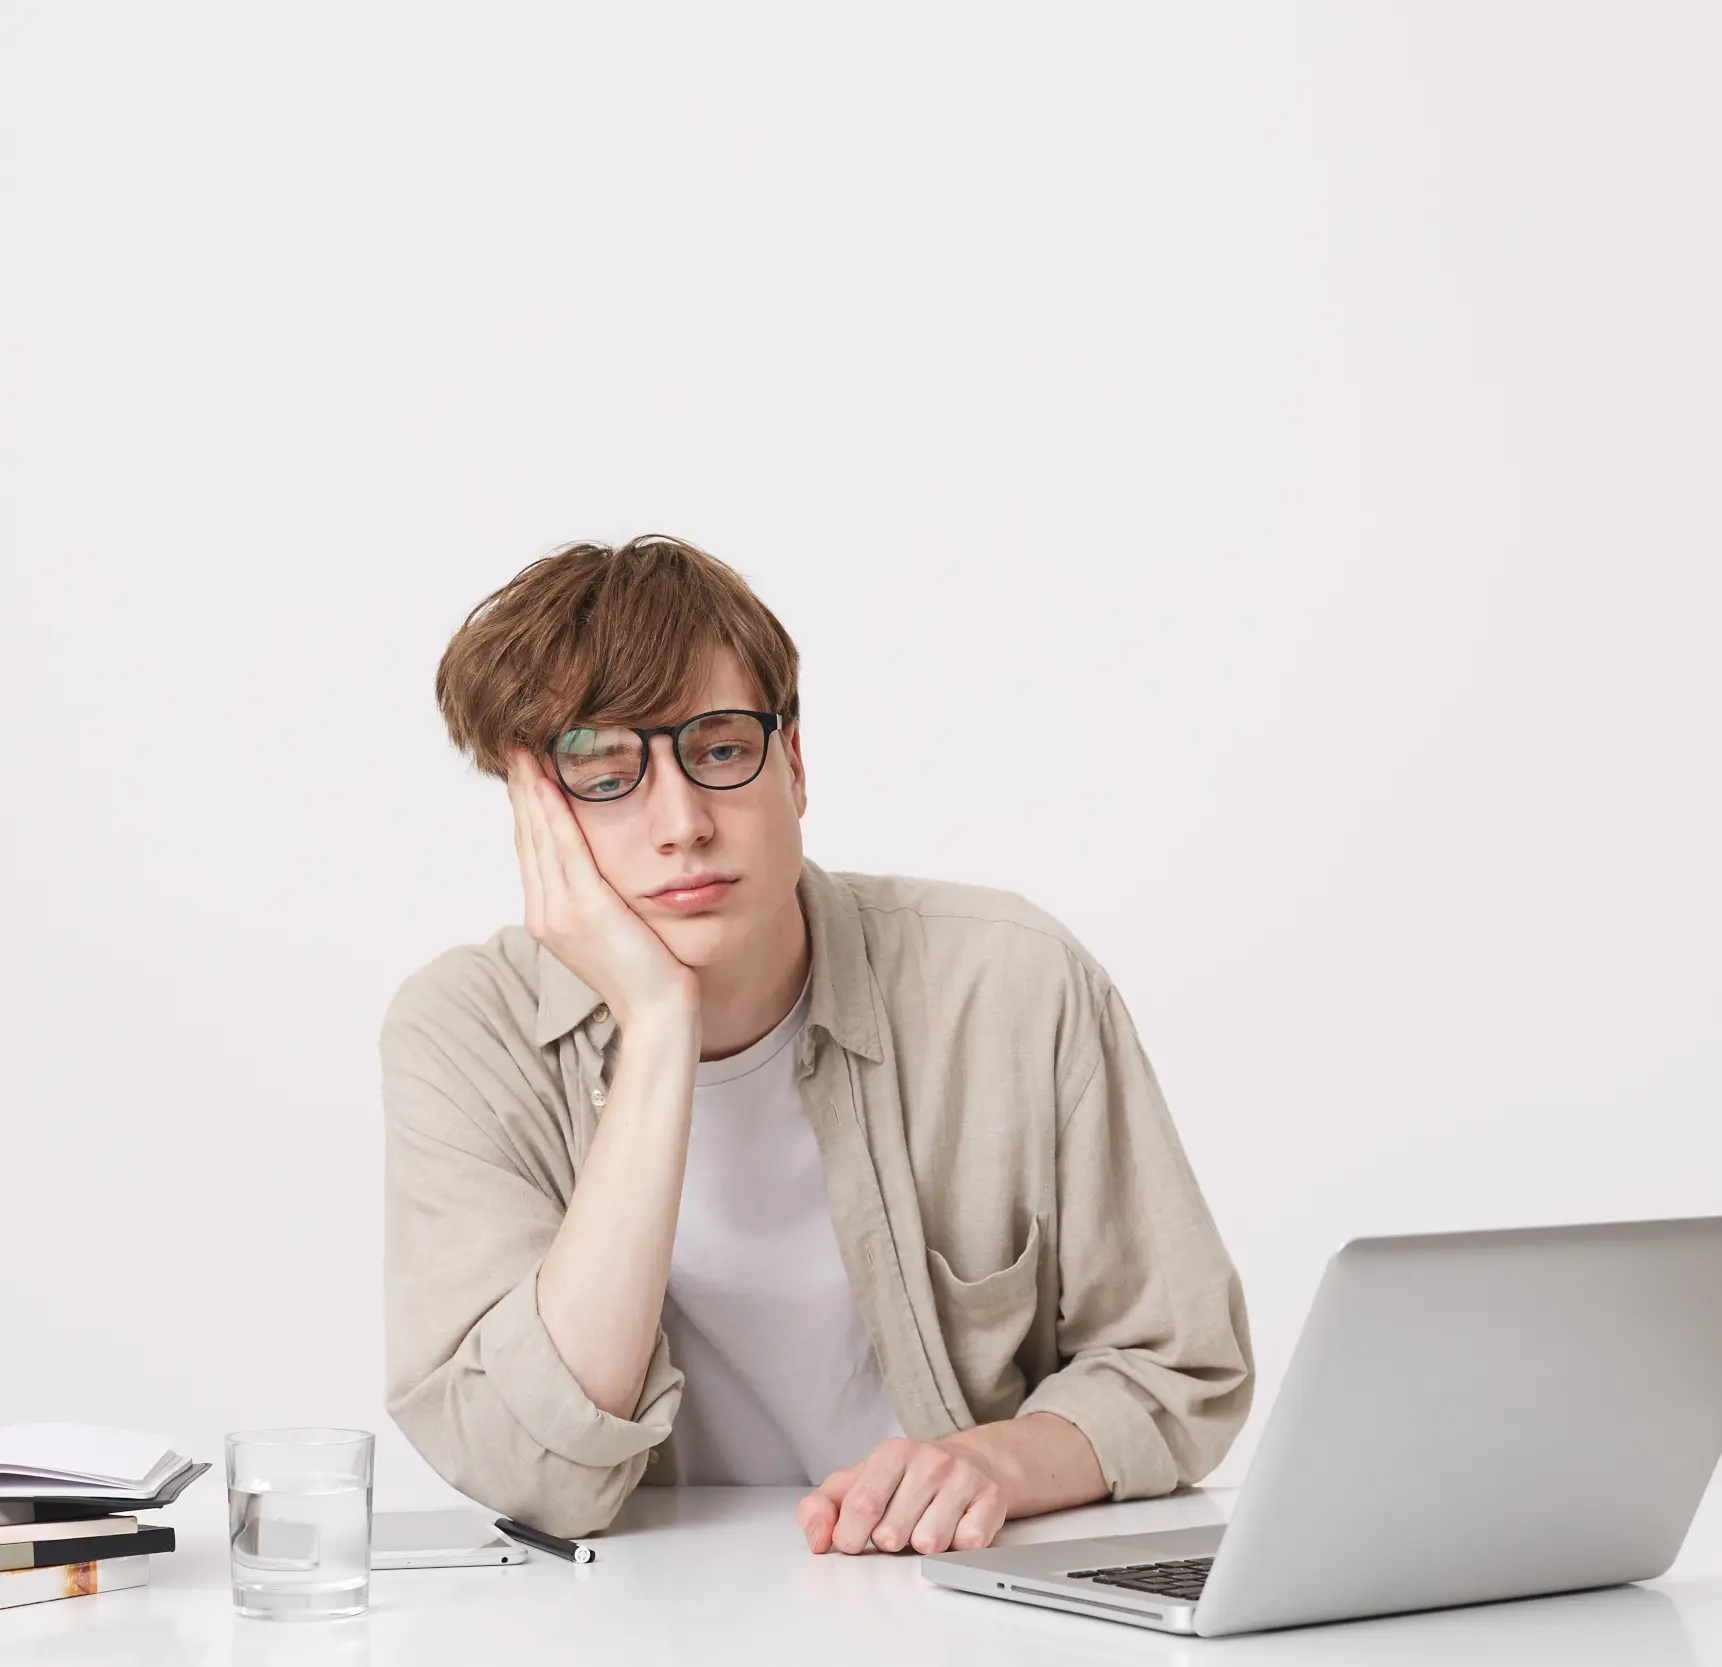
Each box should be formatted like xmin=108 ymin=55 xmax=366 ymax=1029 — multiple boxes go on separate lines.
xmin=495 ymin=1517 xmax=597 ymax=1564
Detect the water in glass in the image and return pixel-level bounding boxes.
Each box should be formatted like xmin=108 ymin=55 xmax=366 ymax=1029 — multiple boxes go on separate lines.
xmin=227 ymin=1429 xmax=374 ymax=1621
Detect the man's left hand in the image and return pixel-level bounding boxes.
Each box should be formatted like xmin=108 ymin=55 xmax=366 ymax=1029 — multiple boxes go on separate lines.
xmin=795 ymin=1436 xmax=1009 ymax=1555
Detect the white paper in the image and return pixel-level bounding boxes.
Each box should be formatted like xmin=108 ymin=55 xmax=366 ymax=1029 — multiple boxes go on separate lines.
xmin=0 ymin=1424 xmax=183 ymax=1492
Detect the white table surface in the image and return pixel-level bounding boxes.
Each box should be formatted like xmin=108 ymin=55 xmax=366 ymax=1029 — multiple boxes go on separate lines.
xmin=11 ymin=1478 xmax=1722 ymax=1666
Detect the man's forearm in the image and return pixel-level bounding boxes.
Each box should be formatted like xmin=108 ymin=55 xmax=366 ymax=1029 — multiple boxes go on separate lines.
xmin=536 ymin=1009 xmax=700 ymax=1419
xmin=937 ymin=1411 xmax=1109 ymax=1519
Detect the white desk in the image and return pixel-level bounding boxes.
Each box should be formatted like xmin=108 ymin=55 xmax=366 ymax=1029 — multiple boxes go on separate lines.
xmin=12 ymin=1480 xmax=1722 ymax=1666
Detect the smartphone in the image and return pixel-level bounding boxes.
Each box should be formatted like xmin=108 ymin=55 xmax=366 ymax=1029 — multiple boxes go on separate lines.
xmin=369 ymin=1509 xmax=528 ymax=1570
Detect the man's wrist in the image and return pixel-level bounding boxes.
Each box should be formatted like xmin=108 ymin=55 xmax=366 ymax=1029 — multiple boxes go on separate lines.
xmin=935 ymin=1420 xmax=1030 ymax=1515
xmin=935 ymin=1411 xmax=1107 ymax=1520
xmin=616 ymin=1003 xmax=702 ymax=1064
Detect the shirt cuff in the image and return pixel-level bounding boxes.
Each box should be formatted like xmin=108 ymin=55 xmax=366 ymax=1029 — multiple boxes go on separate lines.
xmin=478 ymin=1261 xmax=683 ymax=1470
xmin=1015 ymin=1355 xmax=1182 ymax=1502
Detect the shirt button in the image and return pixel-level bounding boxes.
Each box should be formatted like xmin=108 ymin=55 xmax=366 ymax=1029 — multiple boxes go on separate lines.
xmin=647 ymin=1450 xmax=660 ymax=1466
xmin=591 ymin=1087 xmax=606 ymax=1107
xmin=592 ymin=1003 xmax=609 ymax=1023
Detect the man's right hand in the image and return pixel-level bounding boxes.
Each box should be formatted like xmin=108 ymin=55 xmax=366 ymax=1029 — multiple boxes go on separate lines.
xmin=509 ymin=746 xmax=703 ymax=1424
xmin=507 ymin=747 xmax=701 ymax=1035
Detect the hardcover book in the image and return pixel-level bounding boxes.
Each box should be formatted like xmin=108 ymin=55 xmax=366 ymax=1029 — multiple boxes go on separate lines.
xmin=0 ymin=1523 xmax=173 ymax=1572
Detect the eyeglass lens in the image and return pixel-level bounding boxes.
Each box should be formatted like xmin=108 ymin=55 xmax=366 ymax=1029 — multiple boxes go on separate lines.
xmin=552 ymin=711 xmax=768 ymax=801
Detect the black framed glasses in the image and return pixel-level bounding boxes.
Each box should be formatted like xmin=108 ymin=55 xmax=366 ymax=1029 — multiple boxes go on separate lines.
xmin=546 ymin=708 xmax=786 ymax=803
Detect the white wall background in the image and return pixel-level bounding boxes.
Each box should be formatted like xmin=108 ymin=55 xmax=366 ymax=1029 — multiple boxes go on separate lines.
xmin=2 ymin=1 xmax=1717 ymax=1511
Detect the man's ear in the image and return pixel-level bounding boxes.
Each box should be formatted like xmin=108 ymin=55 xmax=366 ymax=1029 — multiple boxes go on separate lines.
xmin=785 ymin=718 xmax=807 ymax=817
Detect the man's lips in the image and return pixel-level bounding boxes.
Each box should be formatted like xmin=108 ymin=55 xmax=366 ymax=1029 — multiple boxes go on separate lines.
xmin=648 ymin=873 xmax=736 ymax=897
xmin=646 ymin=877 xmax=737 ymax=907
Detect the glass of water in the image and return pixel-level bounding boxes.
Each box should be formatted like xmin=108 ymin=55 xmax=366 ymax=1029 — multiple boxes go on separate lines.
xmin=226 ymin=1428 xmax=375 ymax=1620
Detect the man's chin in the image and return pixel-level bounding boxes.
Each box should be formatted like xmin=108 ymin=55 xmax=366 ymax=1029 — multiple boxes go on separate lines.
xmin=650 ymin=914 xmax=734 ymax=967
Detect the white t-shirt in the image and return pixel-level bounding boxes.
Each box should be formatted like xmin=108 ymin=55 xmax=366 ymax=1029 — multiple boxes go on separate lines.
xmin=611 ymin=966 xmax=904 ymax=1485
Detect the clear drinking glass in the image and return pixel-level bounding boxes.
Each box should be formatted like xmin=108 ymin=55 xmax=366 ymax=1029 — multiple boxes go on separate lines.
xmin=226 ymin=1428 xmax=375 ymax=1620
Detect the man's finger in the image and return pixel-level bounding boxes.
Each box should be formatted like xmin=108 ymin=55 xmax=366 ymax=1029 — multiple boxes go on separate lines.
xmin=869 ymin=1447 xmax=952 ymax=1552
xmin=519 ymin=763 xmax=579 ymax=914
xmin=949 ymin=1486 xmax=1008 ymax=1553
xmin=506 ymin=753 xmax=547 ymax=924
xmin=905 ymin=1471 xmax=981 ymax=1556
xmin=832 ymin=1442 xmax=912 ymax=1555
xmin=797 ymin=1464 xmax=859 ymax=1554
xmin=795 ymin=1491 xmax=838 ymax=1553
xmin=535 ymin=760 xmax=604 ymax=888
xmin=800 ymin=1463 xmax=862 ymax=1554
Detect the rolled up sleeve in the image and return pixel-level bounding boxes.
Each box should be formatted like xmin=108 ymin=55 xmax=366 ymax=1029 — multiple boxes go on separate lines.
xmin=381 ymin=998 xmax=684 ymax=1536
xmin=1015 ymin=979 xmax=1253 ymax=1500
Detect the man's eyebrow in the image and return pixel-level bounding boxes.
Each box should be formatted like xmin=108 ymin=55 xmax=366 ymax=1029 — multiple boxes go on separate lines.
xmin=557 ymin=729 xmax=635 ymax=754
xmin=561 ymin=705 xmax=750 ymax=740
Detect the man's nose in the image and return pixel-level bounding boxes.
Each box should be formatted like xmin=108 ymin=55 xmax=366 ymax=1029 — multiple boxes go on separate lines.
xmin=644 ymin=735 xmax=712 ymax=826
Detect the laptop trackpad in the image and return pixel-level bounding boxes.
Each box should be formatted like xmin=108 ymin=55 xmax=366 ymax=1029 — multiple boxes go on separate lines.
xmin=1059 ymin=1525 xmax=1227 ymax=1566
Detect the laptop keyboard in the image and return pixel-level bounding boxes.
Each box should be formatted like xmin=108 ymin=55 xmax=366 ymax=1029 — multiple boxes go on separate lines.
xmin=1062 ymin=1556 xmax=1212 ymax=1602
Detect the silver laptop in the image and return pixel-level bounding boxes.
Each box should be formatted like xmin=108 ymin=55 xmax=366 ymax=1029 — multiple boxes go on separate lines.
xmin=924 ymin=1216 xmax=1722 ymax=1636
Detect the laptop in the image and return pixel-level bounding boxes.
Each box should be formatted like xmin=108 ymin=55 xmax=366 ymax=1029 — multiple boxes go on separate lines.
xmin=923 ymin=1215 xmax=1722 ymax=1636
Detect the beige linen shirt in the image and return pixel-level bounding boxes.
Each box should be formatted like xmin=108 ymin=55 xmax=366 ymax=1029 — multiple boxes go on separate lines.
xmin=380 ymin=857 xmax=1253 ymax=1537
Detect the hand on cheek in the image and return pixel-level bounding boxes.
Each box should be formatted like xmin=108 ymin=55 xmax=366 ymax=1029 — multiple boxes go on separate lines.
xmin=794 ymin=1438 xmax=1008 ymax=1556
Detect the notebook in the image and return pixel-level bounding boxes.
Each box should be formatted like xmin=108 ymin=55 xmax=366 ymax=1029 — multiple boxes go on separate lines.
xmin=1 ymin=1523 xmax=174 ymax=1572
xmin=0 ymin=1425 xmax=207 ymax=1523
xmin=0 ymin=1464 xmax=210 ymax=1525
xmin=0 ymin=1515 xmax=138 ymax=1546
xmin=0 ymin=1553 xmax=150 ymax=1611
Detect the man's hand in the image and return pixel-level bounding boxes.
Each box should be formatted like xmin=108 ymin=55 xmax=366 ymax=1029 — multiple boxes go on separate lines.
xmin=506 ymin=747 xmax=700 ymax=1032
xmin=795 ymin=1437 xmax=1008 ymax=1556
xmin=795 ymin=1414 xmax=1109 ymax=1555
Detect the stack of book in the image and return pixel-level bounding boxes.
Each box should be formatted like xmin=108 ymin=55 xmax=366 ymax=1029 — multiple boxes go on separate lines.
xmin=0 ymin=1425 xmax=208 ymax=1612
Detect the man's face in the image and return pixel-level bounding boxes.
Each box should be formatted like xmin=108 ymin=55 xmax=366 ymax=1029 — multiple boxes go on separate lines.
xmin=564 ymin=645 xmax=807 ymax=969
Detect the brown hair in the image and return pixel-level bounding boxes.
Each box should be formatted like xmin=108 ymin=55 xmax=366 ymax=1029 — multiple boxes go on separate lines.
xmin=435 ymin=533 xmax=801 ymax=779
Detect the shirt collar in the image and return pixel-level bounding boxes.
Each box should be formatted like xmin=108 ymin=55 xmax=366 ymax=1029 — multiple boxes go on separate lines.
xmin=532 ymin=854 xmax=883 ymax=1062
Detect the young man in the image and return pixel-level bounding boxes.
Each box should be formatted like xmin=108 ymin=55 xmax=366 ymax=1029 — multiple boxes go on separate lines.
xmin=381 ymin=533 xmax=1253 ymax=1556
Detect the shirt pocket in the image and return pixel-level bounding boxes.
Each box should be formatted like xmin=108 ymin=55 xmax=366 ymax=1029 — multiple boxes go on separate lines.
xmin=924 ymin=1215 xmax=1044 ymax=1426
